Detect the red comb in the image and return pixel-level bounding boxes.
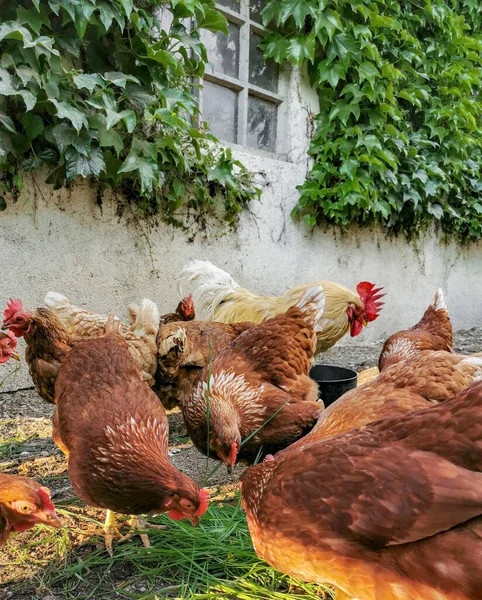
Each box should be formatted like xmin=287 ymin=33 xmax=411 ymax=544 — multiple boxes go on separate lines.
xmin=3 ymin=298 xmax=23 ymax=323
xmin=4 ymin=330 xmax=17 ymax=344
xmin=180 ymin=294 xmax=194 ymax=316
xmin=356 ymin=282 xmax=385 ymax=322
xmin=196 ymin=488 xmax=210 ymax=516
xmin=38 ymin=486 xmax=55 ymax=512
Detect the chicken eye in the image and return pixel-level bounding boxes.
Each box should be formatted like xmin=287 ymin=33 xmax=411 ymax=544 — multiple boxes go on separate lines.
xmin=17 ymin=503 xmax=34 ymax=513
xmin=5 ymin=341 xmax=11 ymax=347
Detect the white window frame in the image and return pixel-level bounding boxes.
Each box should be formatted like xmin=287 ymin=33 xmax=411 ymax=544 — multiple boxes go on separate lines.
xmin=199 ymin=0 xmax=289 ymax=159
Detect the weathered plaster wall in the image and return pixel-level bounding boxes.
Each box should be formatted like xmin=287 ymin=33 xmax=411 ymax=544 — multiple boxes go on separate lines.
xmin=0 ymin=67 xmax=480 ymax=391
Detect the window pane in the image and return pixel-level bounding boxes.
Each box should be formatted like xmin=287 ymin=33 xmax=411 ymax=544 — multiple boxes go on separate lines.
xmin=217 ymin=0 xmax=240 ymax=12
xmin=247 ymin=96 xmax=277 ymax=152
xmin=249 ymin=32 xmax=278 ymax=93
xmin=203 ymin=22 xmax=240 ymax=78
xmin=249 ymin=0 xmax=265 ymax=24
xmin=203 ymin=81 xmax=238 ymax=143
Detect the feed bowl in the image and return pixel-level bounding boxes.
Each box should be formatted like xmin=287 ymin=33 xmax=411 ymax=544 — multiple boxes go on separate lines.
xmin=309 ymin=364 xmax=358 ymax=408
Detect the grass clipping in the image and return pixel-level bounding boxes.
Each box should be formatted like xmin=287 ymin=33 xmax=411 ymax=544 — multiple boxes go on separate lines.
xmin=2 ymin=500 xmax=334 ymax=600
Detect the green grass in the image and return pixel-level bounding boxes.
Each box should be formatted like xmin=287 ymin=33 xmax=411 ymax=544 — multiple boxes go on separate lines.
xmin=0 ymin=431 xmax=38 ymax=460
xmin=23 ymin=502 xmax=334 ymax=600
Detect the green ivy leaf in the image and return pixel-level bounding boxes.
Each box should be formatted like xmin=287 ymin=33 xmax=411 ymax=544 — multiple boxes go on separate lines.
xmin=22 ymin=113 xmax=43 ymax=141
xmin=97 ymin=2 xmax=124 ymax=31
xmin=105 ymin=109 xmax=136 ymax=133
xmin=329 ymin=100 xmax=360 ymax=125
xmin=72 ymin=73 xmax=103 ymax=92
xmin=260 ymin=36 xmax=290 ymax=63
xmin=427 ymin=203 xmax=443 ymax=218
xmin=0 ymin=21 xmax=32 ymax=44
xmin=0 ymin=114 xmax=16 ymax=133
xmin=357 ymin=62 xmax=381 ymax=87
xmin=118 ymin=151 xmax=159 ymax=194
xmin=103 ymin=72 xmax=141 ymax=88
xmin=17 ymin=5 xmax=50 ymax=35
xmin=118 ymin=0 xmax=133 ymax=18
xmin=197 ymin=8 xmax=228 ymax=34
xmin=51 ymin=100 xmax=88 ymax=132
xmin=98 ymin=127 xmax=124 ymax=156
xmin=318 ymin=59 xmax=345 ymax=87
xmin=340 ymin=158 xmax=359 ymax=180
xmin=316 ymin=9 xmax=343 ymax=41
xmin=287 ymin=36 xmax=315 ymax=64
xmin=326 ymin=33 xmax=359 ymax=67
xmin=65 ymin=146 xmax=106 ymax=180
xmin=52 ymin=123 xmax=91 ymax=155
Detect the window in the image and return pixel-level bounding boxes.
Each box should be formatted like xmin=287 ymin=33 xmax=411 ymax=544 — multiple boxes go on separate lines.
xmin=199 ymin=0 xmax=283 ymax=154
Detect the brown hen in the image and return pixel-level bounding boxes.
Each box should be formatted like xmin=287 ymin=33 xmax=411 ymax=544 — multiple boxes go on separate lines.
xmin=241 ymin=380 xmax=482 ymax=600
xmin=53 ymin=324 xmax=209 ymax=555
xmin=2 ymin=299 xmax=74 ymax=403
xmin=43 ymin=292 xmax=159 ymax=385
xmin=379 ymin=288 xmax=452 ymax=371
xmin=182 ymin=286 xmax=326 ymax=470
xmin=0 ymin=474 xmax=60 ymax=546
xmin=157 ymin=294 xmax=196 ymax=325
xmin=310 ymin=350 xmax=482 ymax=442
xmin=154 ymin=319 xmax=254 ymax=409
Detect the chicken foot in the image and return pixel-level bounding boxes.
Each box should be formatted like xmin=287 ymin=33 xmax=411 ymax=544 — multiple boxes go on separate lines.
xmin=103 ymin=510 xmax=167 ymax=556
xmin=117 ymin=515 xmax=168 ymax=548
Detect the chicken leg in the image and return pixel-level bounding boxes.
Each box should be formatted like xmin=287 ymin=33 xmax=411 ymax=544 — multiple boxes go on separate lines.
xmin=103 ymin=510 xmax=167 ymax=557
xmin=104 ymin=509 xmax=123 ymax=557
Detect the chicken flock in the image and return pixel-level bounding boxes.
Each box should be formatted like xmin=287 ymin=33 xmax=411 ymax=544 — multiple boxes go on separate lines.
xmin=1 ymin=260 xmax=481 ymax=600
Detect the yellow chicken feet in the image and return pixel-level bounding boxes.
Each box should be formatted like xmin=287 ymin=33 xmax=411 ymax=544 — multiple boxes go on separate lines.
xmin=103 ymin=509 xmax=123 ymax=557
xmin=118 ymin=515 xmax=168 ymax=549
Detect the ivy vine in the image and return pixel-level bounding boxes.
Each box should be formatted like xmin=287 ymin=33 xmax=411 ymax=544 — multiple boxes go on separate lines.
xmin=0 ymin=0 xmax=260 ymax=231
xmin=260 ymin=0 xmax=482 ymax=242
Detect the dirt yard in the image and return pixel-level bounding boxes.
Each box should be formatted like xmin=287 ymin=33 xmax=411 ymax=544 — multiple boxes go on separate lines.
xmin=0 ymin=329 xmax=480 ymax=599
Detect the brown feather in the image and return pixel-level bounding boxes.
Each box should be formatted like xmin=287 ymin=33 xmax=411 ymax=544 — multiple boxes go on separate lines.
xmin=241 ymin=381 xmax=482 ymax=600
xmin=54 ymin=332 xmax=204 ymax=516
xmin=182 ymin=303 xmax=323 ymax=465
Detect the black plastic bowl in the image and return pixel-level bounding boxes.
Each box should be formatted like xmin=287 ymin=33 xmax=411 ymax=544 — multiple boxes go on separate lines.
xmin=309 ymin=364 xmax=358 ymax=408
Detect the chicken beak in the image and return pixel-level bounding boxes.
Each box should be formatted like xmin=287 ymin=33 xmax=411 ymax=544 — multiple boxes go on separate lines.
xmin=11 ymin=352 xmax=20 ymax=361
xmin=37 ymin=509 xmax=62 ymax=529
xmin=1 ymin=323 xmax=10 ymax=330
xmin=187 ymin=514 xmax=200 ymax=527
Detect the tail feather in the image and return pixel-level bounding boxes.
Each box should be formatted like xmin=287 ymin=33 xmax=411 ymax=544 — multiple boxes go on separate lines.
xmin=176 ymin=260 xmax=241 ymax=319
xmin=129 ymin=298 xmax=160 ymax=339
xmin=432 ymin=288 xmax=447 ymax=311
xmin=44 ymin=291 xmax=73 ymax=313
xmin=127 ymin=303 xmax=139 ymax=326
xmin=295 ymin=286 xmax=326 ymax=328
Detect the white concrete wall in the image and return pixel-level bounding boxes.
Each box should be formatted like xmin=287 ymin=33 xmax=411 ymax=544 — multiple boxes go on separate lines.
xmin=1 ymin=66 xmax=481 ymax=391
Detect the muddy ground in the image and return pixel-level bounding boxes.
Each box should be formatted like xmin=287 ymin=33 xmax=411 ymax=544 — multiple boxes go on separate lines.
xmin=0 ymin=328 xmax=480 ymax=599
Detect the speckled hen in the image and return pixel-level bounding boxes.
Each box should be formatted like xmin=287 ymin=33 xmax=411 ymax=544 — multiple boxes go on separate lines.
xmin=182 ymin=286 xmax=326 ymax=471
xmin=379 ymin=288 xmax=452 ymax=371
xmin=241 ymin=380 xmax=482 ymax=600
xmin=53 ymin=322 xmax=208 ymax=555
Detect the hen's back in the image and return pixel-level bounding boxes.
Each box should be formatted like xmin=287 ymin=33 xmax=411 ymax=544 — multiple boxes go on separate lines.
xmin=379 ymin=289 xmax=452 ymax=371
xmin=54 ymin=332 xmax=170 ymax=511
xmin=55 ymin=333 xmax=159 ymax=446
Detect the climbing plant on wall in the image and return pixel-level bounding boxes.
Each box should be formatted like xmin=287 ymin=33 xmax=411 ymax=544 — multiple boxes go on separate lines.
xmin=0 ymin=0 xmax=259 ymax=230
xmin=260 ymin=0 xmax=482 ymax=241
